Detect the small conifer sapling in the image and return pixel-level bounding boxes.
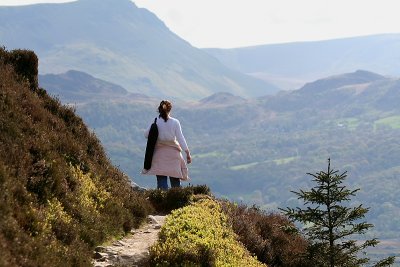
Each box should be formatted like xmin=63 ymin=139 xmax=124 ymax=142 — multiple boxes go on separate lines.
xmin=280 ymin=159 xmax=395 ymax=267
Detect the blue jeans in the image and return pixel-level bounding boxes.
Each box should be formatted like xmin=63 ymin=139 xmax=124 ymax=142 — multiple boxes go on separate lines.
xmin=156 ymin=175 xmax=181 ymax=190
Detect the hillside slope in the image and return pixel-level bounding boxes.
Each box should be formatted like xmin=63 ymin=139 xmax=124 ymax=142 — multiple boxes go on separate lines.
xmin=0 ymin=0 xmax=278 ymax=100
xmin=0 ymin=48 xmax=152 ymax=266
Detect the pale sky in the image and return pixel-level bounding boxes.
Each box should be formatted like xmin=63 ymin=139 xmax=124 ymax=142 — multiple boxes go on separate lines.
xmin=2 ymin=0 xmax=400 ymax=48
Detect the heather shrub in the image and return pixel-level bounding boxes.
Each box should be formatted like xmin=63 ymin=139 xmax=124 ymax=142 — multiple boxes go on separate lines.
xmin=0 ymin=47 xmax=38 ymax=90
xmin=149 ymin=199 xmax=266 ymax=267
xmin=221 ymin=202 xmax=309 ymax=267
xmin=0 ymin=48 xmax=153 ymax=266
xmin=147 ymin=184 xmax=211 ymax=213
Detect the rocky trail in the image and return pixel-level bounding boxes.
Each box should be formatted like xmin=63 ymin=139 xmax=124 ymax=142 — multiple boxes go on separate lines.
xmin=93 ymin=215 xmax=166 ymax=267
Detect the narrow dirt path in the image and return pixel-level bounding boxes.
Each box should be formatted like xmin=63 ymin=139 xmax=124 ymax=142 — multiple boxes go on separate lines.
xmin=93 ymin=215 xmax=166 ymax=267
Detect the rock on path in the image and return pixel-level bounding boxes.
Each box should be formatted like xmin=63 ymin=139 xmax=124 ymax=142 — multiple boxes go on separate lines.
xmin=93 ymin=215 xmax=166 ymax=267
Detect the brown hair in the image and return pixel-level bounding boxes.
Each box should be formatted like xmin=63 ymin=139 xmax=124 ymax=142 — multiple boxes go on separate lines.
xmin=158 ymin=100 xmax=172 ymax=122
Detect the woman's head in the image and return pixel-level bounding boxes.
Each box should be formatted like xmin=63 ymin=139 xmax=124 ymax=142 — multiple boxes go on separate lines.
xmin=158 ymin=100 xmax=172 ymax=122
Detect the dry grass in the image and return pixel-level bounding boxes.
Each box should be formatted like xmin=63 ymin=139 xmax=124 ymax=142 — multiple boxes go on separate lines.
xmin=221 ymin=201 xmax=311 ymax=267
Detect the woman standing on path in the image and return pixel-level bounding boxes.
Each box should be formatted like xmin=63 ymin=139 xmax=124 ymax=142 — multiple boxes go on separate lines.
xmin=142 ymin=100 xmax=192 ymax=189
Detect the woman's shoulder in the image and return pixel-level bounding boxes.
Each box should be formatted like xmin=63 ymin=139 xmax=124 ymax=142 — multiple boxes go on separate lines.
xmin=168 ymin=117 xmax=180 ymax=123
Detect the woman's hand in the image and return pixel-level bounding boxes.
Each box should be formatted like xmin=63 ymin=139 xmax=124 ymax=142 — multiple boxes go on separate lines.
xmin=185 ymin=150 xmax=192 ymax=164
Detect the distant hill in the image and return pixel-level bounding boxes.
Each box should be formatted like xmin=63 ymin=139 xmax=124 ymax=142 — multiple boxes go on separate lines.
xmin=195 ymin=92 xmax=246 ymax=108
xmin=39 ymin=70 xmax=128 ymax=103
xmin=299 ymin=70 xmax=386 ymax=94
xmin=0 ymin=48 xmax=152 ymax=266
xmin=0 ymin=0 xmax=278 ymax=100
xmin=263 ymin=70 xmax=399 ymax=112
xmin=205 ymin=34 xmax=400 ymax=90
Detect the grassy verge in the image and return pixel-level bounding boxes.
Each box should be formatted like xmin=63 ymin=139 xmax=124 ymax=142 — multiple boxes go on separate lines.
xmin=149 ymin=198 xmax=266 ymax=267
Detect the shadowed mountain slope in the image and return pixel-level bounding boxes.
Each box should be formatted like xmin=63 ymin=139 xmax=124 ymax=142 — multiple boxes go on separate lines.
xmin=39 ymin=70 xmax=128 ymax=103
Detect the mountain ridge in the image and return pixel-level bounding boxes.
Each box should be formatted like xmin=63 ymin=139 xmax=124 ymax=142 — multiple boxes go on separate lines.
xmin=299 ymin=70 xmax=387 ymax=94
xmin=41 ymin=68 xmax=397 ymax=110
xmin=0 ymin=0 xmax=278 ymax=100
xmin=262 ymin=70 xmax=399 ymax=112
xmin=205 ymin=33 xmax=400 ymax=90
xmin=39 ymin=70 xmax=128 ymax=102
